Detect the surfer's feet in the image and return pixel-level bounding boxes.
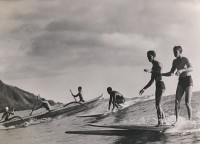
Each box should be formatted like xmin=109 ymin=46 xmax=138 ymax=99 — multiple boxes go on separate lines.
xmin=156 ymin=118 xmax=167 ymax=127
xmin=161 ymin=119 xmax=167 ymax=125
xmin=79 ymin=100 xmax=85 ymax=102
xmin=155 ymin=124 xmax=160 ymax=127
xmin=155 ymin=124 xmax=162 ymax=127
xmin=156 ymin=120 xmax=162 ymax=127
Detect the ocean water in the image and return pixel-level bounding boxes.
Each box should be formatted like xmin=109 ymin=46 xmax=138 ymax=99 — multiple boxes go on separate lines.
xmin=1 ymin=93 xmax=200 ymax=144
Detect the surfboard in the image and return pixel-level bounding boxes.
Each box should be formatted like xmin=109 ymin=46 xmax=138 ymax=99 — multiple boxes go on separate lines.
xmin=88 ymin=123 xmax=174 ymax=133
xmin=76 ymin=113 xmax=106 ymax=117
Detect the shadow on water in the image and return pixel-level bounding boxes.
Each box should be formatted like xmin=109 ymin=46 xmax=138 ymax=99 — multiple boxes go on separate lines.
xmin=114 ymin=131 xmax=200 ymax=144
xmin=66 ymin=128 xmax=200 ymax=143
xmin=65 ymin=129 xmax=159 ymax=136
xmin=65 ymin=129 xmax=140 ymax=136
xmin=113 ymin=131 xmax=166 ymax=144
xmin=66 ymin=129 xmax=168 ymax=143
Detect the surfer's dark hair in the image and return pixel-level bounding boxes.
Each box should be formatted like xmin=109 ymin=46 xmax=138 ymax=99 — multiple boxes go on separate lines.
xmin=107 ymin=87 xmax=112 ymax=92
xmin=147 ymin=50 xmax=156 ymax=58
xmin=78 ymin=86 xmax=82 ymax=90
xmin=173 ymin=46 xmax=182 ymax=53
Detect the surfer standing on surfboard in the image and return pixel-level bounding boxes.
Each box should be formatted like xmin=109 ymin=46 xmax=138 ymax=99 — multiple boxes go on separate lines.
xmin=161 ymin=46 xmax=193 ymax=125
xmin=139 ymin=50 xmax=166 ymax=127
xmin=107 ymin=87 xmax=125 ymax=112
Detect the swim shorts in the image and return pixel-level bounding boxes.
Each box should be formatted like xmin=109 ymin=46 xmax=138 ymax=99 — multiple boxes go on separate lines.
xmin=178 ymin=76 xmax=193 ymax=91
xmin=116 ymin=95 xmax=125 ymax=104
xmin=156 ymin=81 xmax=166 ymax=90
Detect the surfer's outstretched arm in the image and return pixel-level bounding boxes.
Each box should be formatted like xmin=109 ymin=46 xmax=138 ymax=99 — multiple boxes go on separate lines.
xmin=162 ymin=61 xmax=176 ymax=77
xmin=70 ymin=90 xmax=80 ymax=98
xmin=73 ymin=93 xmax=80 ymax=98
xmin=144 ymin=65 xmax=161 ymax=74
xmin=162 ymin=71 xmax=174 ymax=77
xmin=139 ymin=75 xmax=154 ymax=95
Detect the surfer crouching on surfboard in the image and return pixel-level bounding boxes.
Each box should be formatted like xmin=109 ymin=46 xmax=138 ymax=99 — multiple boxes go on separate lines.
xmin=139 ymin=50 xmax=166 ymax=127
xmin=107 ymin=87 xmax=125 ymax=112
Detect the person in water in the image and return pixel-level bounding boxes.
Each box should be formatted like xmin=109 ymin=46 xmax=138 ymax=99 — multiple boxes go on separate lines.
xmin=162 ymin=46 xmax=193 ymax=125
xmin=71 ymin=87 xmax=85 ymax=102
xmin=0 ymin=107 xmax=15 ymax=122
xmin=139 ymin=50 xmax=166 ymax=126
xmin=107 ymin=87 xmax=125 ymax=111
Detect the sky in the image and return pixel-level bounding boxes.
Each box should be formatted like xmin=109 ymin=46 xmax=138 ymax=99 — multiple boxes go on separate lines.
xmin=0 ymin=0 xmax=200 ymax=103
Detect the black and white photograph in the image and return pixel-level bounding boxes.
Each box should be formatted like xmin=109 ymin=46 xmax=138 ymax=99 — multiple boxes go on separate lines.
xmin=0 ymin=0 xmax=200 ymax=143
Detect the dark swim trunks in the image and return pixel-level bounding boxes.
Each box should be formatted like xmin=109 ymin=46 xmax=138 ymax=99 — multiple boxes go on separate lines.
xmin=156 ymin=81 xmax=166 ymax=90
xmin=178 ymin=76 xmax=193 ymax=91
xmin=116 ymin=95 xmax=125 ymax=104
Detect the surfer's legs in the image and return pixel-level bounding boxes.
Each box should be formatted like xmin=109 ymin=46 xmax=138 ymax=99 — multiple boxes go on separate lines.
xmin=174 ymin=85 xmax=184 ymax=124
xmin=185 ymin=86 xmax=192 ymax=120
xmin=115 ymin=99 xmax=123 ymax=109
xmin=115 ymin=98 xmax=125 ymax=104
xmin=155 ymin=88 xmax=165 ymax=126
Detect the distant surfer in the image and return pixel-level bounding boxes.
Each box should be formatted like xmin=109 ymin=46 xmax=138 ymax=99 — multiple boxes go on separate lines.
xmin=0 ymin=107 xmax=14 ymax=122
xmin=107 ymin=87 xmax=125 ymax=111
xmin=161 ymin=46 xmax=193 ymax=125
xmin=0 ymin=107 xmax=24 ymax=122
xmin=70 ymin=87 xmax=85 ymax=102
xmin=139 ymin=50 xmax=166 ymax=126
xmin=34 ymin=97 xmax=52 ymax=111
